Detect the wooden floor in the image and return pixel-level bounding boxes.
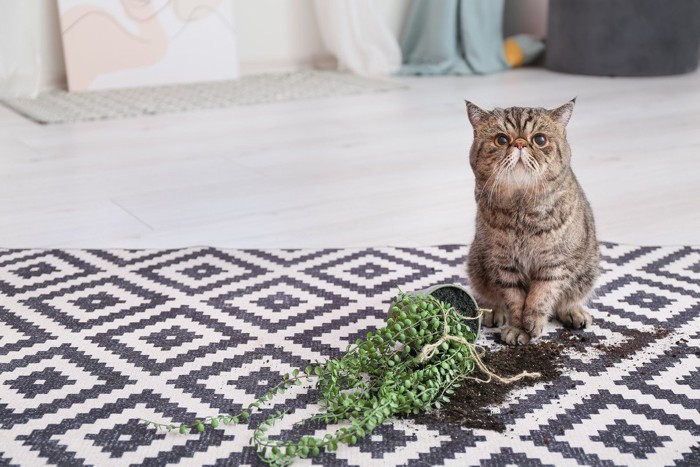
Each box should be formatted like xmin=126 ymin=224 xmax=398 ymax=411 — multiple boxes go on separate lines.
xmin=1 ymin=68 xmax=698 ymax=249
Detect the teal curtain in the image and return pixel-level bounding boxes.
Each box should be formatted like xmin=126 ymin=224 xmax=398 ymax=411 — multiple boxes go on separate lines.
xmin=399 ymin=0 xmax=511 ymax=75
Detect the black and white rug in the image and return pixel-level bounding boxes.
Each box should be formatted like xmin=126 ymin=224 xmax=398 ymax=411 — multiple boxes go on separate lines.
xmin=0 ymin=243 xmax=698 ymax=466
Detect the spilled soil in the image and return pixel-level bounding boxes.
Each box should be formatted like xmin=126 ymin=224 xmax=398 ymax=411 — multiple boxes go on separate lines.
xmin=410 ymin=337 xmax=568 ymax=432
xmin=410 ymin=327 xmax=671 ymax=432
xmin=593 ymin=327 xmax=670 ymax=361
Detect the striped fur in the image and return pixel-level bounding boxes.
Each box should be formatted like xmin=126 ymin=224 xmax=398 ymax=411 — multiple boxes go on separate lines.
xmin=465 ymin=100 xmax=599 ymax=345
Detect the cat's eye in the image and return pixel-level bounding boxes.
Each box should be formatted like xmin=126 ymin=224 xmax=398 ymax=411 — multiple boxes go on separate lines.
xmin=533 ymin=134 xmax=547 ymax=147
xmin=494 ymin=134 xmax=509 ymax=146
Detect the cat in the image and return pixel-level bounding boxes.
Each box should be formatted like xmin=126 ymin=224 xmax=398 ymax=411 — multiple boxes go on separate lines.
xmin=465 ymin=99 xmax=599 ymax=345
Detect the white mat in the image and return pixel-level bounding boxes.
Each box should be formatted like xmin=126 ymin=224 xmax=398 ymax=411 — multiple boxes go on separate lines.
xmin=0 ymin=71 xmax=404 ymax=124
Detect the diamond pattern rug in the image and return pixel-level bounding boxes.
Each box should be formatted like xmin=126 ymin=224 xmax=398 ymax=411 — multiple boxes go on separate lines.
xmin=0 ymin=243 xmax=698 ymax=466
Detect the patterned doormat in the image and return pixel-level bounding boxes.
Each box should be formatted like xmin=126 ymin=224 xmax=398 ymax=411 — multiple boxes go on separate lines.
xmin=0 ymin=70 xmax=404 ymax=125
xmin=0 ymin=243 xmax=698 ymax=466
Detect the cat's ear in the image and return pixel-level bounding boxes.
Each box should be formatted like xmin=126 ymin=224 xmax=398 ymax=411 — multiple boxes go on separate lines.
xmin=465 ymin=100 xmax=489 ymax=129
xmin=550 ymin=98 xmax=576 ymax=127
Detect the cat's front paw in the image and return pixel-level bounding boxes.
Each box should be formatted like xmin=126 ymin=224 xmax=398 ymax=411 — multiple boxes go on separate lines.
xmin=523 ymin=313 xmax=546 ymax=339
xmin=482 ymin=305 xmax=506 ymax=328
xmin=556 ymin=305 xmax=592 ymax=329
xmin=500 ymin=325 xmax=530 ymax=345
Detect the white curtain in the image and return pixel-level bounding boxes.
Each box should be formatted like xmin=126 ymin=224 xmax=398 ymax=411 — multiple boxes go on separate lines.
xmin=312 ymin=0 xmax=401 ymax=76
xmin=0 ymin=1 xmax=42 ymax=98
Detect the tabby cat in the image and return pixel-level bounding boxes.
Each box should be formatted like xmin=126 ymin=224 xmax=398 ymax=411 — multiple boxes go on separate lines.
xmin=465 ymin=100 xmax=599 ymax=345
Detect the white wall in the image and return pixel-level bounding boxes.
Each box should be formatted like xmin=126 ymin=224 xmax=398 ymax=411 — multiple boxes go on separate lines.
xmin=3 ymin=0 xmax=548 ymax=96
xmin=232 ymin=0 xmax=328 ymax=73
xmin=503 ymin=0 xmax=548 ymax=39
xmin=0 ymin=0 xmax=66 ymax=96
xmin=38 ymin=0 xmax=67 ymax=91
xmin=231 ymin=0 xmax=411 ymax=74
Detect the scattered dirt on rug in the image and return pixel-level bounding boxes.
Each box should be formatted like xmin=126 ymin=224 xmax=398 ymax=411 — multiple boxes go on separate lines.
xmin=594 ymin=327 xmax=670 ymax=362
xmin=410 ymin=337 xmax=568 ymax=432
xmin=411 ymin=326 xmax=671 ymax=433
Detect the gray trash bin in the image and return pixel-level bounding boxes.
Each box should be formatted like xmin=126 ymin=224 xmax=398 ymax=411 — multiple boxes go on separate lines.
xmin=546 ymin=0 xmax=700 ymax=76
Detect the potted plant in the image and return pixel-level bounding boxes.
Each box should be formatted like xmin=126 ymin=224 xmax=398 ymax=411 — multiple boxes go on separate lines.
xmin=141 ymin=288 xmax=534 ymax=466
xmin=403 ymin=283 xmax=482 ymax=338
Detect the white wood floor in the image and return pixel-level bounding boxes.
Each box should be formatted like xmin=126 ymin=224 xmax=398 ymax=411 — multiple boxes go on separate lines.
xmin=1 ymin=68 xmax=699 ymax=249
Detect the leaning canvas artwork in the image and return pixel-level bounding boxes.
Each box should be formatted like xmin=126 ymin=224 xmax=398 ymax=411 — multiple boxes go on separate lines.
xmin=58 ymin=0 xmax=239 ymax=91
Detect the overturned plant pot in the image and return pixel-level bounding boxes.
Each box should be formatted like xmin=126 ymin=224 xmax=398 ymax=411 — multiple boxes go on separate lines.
xmin=398 ymin=283 xmax=482 ymax=339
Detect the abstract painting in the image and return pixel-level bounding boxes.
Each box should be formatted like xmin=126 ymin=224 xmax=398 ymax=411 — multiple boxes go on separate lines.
xmin=58 ymin=0 xmax=240 ymax=91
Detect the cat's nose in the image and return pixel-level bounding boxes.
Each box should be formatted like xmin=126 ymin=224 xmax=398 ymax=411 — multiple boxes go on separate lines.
xmin=514 ymin=138 xmax=528 ymax=150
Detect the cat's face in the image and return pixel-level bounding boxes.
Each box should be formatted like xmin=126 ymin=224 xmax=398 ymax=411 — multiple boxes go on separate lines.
xmin=466 ymin=100 xmax=575 ymax=200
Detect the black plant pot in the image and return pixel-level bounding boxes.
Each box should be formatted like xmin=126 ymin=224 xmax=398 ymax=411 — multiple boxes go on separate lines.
xmin=546 ymin=0 xmax=700 ymax=76
xmin=395 ymin=284 xmax=482 ymax=339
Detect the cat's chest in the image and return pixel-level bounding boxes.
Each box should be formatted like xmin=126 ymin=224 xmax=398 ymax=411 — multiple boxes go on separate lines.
xmin=484 ymin=208 xmax=557 ymax=267
xmin=484 ymin=204 xmax=553 ymax=235
xmin=491 ymin=236 xmax=553 ymax=278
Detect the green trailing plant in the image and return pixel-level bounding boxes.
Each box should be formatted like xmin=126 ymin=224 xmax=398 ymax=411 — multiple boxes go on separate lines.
xmin=141 ymin=291 xmax=538 ymax=466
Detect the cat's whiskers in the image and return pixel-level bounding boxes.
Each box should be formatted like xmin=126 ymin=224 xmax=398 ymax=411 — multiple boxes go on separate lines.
xmin=496 ymin=155 xmax=517 ymax=205
xmin=478 ymin=162 xmax=504 ymax=204
xmin=486 ymin=151 xmax=547 ymax=208
xmin=523 ymin=155 xmax=542 ymax=204
xmin=487 ymin=168 xmax=503 ymax=209
xmin=486 ymin=157 xmax=511 ymax=209
xmin=491 ymin=166 xmax=509 ymax=209
xmin=528 ymin=174 xmax=543 ymax=205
